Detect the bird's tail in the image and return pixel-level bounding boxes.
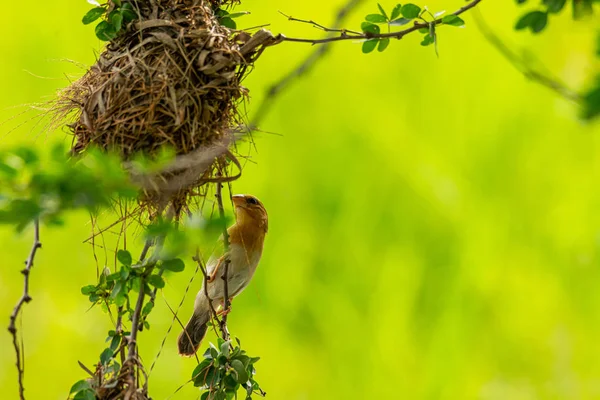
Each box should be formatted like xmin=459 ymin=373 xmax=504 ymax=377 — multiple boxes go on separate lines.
xmin=178 ymin=304 xmax=211 ymax=356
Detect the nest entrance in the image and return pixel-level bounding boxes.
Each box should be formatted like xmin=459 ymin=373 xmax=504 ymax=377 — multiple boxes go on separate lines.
xmin=52 ymin=0 xmax=277 ymax=218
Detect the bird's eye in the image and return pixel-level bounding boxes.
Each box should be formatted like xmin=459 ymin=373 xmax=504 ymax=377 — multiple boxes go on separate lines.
xmin=246 ymin=197 xmax=258 ymax=205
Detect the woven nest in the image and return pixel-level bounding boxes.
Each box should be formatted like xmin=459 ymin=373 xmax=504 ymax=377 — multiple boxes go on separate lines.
xmin=51 ymin=0 xmax=277 ymax=218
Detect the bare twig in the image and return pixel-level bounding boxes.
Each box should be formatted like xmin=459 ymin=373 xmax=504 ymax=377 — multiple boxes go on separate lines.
xmin=193 ymin=248 xmax=223 ymax=337
xmin=473 ymin=9 xmax=582 ymax=103
xmin=8 ymin=219 xmax=42 ymax=400
xmin=277 ymin=10 xmax=361 ymax=35
xmin=251 ymin=0 xmax=364 ymax=128
xmin=215 ymin=176 xmax=231 ymax=341
xmin=275 ymin=0 xmax=483 ymax=45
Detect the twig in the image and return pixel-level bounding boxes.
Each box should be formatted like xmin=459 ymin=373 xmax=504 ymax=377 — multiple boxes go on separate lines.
xmin=215 ymin=177 xmax=231 ymax=341
xmin=8 ymin=219 xmax=42 ymax=400
xmin=473 ymin=9 xmax=582 ymax=103
xmin=277 ymin=11 xmax=361 ymax=35
xmin=193 ymin=248 xmax=223 ymax=338
xmin=275 ymin=0 xmax=483 ymax=45
xmin=251 ymin=0 xmax=364 ymax=128
xmin=125 ymin=238 xmax=154 ymax=389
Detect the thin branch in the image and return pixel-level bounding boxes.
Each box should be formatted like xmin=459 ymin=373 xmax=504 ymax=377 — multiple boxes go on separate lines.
xmin=473 ymin=9 xmax=582 ymax=103
xmin=215 ymin=176 xmax=231 ymax=341
xmin=277 ymin=11 xmax=361 ymax=35
xmin=276 ymin=0 xmax=483 ymax=45
xmin=8 ymin=219 xmax=42 ymax=400
xmin=251 ymin=0 xmax=364 ymax=128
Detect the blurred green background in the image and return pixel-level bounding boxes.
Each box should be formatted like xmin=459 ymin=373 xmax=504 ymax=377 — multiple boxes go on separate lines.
xmin=2 ymin=0 xmax=600 ymax=399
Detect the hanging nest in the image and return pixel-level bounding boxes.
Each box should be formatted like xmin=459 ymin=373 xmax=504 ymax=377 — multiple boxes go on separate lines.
xmin=51 ymin=0 xmax=278 ymax=218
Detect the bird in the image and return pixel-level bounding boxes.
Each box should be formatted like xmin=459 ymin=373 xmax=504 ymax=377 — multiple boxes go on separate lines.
xmin=177 ymin=194 xmax=268 ymax=356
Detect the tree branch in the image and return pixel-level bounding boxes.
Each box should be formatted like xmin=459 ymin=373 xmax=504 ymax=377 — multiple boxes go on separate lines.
xmin=8 ymin=219 xmax=42 ymax=400
xmin=276 ymin=0 xmax=483 ymax=45
xmin=472 ymin=9 xmax=582 ymax=103
xmin=215 ymin=177 xmax=231 ymax=341
xmin=251 ymin=0 xmax=364 ymax=128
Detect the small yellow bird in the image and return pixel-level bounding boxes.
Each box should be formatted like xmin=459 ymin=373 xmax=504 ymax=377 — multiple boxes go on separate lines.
xmin=178 ymin=194 xmax=268 ymax=356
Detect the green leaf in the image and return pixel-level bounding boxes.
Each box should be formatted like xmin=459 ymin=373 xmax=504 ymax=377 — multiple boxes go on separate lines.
xmin=515 ymin=11 xmax=548 ymax=33
xmin=362 ymin=39 xmax=379 ymax=53
xmin=377 ymin=3 xmax=389 ymax=19
xmin=543 ymin=0 xmax=566 ymax=13
xmin=390 ymin=18 xmax=411 ymax=26
xmin=113 ymin=0 xmax=122 ymax=6
xmin=148 ymin=274 xmax=165 ymax=288
xmin=220 ymin=17 xmax=236 ymax=29
xmin=418 ymin=27 xmax=429 ymax=33
xmin=73 ymin=389 xmax=96 ymax=400
xmin=95 ymin=21 xmax=117 ymax=41
xmin=109 ymin=11 xmax=123 ymax=32
xmin=109 ymin=334 xmax=121 ymax=352
xmin=228 ymin=11 xmax=250 ymax=18
xmin=142 ymin=301 xmax=154 ymax=316
xmin=81 ymin=285 xmax=96 ymax=295
xmin=378 ymin=38 xmax=390 ymax=52
xmin=201 ymin=391 xmax=210 ymax=400
xmin=193 ymin=359 xmax=213 ymax=386
xmin=365 ymin=14 xmax=388 ymax=23
xmin=582 ymin=77 xmax=600 ymax=120
xmin=161 ymin=258 xmax=185 ymax=272
xmin=572 ymin=0 xmax=593 ymax=19
xmin=82 ymin=7 xmax=106 ymax=25
xmin=391 ymin=4 xmax=403 ymax=20
xmin=401 ymin=3 xmax=421 ymax=19
xmin=120 ymin=2 xmax=137 ymax=22
xmin=117 ymin=250 xmax=132 ymax=266
xmin=421 ymin=33 xmax=434 ymax=46
xmin=442 ymin=15 xmax=465 ymax=26
xmin=231 ymin=359 xmax=249 ymax=383
xmin=220 ymin=340 xmax=230 ymax=357
xmin=70 ymin=380 xmax=91 ymax=393
xmin=100 ymin=348 xmax=113 ymax=365
xmin=360 ymin=22 xmax=381 ymax=34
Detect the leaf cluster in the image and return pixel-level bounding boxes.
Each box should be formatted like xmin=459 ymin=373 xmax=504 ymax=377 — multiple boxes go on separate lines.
xmin=515 ymin=0 xmax=598 ymax=33
xmin=215 ymin=8 xmax=250 ymax=29
xmin=192 ymin=338 xmax=264 ymax=400
xmin=360 ymin=3 xmax=464 ymax=54
xmin=82 ymin=0 xmax=138 ymax=41
xmin=0 ymin=145 xmax=136 ymax=231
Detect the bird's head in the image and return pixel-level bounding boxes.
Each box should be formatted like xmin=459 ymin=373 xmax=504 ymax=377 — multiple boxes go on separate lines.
xmin=232 ymin=194 xmax=268 ymax=233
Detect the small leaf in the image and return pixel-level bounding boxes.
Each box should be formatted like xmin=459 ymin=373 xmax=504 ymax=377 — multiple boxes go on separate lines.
xmin=401 ymin=3 xmax=421 ymax=19
xmin=228 ymin=11 xmax=250 ymax=18
xmin=391 ymin=4 xmax=403 ymax=20
xmin=543 ymin=0 xmax=566 ymax=13
xmin=120 ymin=3 xmax=137 ymax=22
xmin=70 ymin=380 xmax=91 ymax=393
xmin=109 ymin=11 xmax=123 ymax=31
xmin=95 ymin=21 xmax=117 ymax=41
xmin=161 ymin=258 xmax=185 ymax=272
xmin=220 ymin=17 xmax=236 ymax=29
xmin=220 ymin=340 xmax=230 ymax=357
xmin=148 ymin=274 xmax=165 ymax=288
xmin=100 ymin=348 xmax=113 ymax=365
xmin=360 ymin=22 xmax=381 ymax=34
xmin=515 ymin=11 xmax=548 ymax=33
xmin=442 ymin=15 xmax=465 ymax=27
xmin=73 ymin=389 xmax=96 ymax=400
xmin=362 ymin=39 xmax=379 ymax=53
xmin=112 ymin=0 xmax=122 ymax=6
xmin=365 ymin=14 xmax=388 ymax=23
xmin=109 ymin=335 xmax=121 ymax=352
xmin=378 ymin=38 xmax=390 ymax=52
xmin=117 ymin=250 xmax=132 ymax=266
xmin=421 ymin=33 xmax=434 ymax=46
xmin=572 ymin=0 xmax=593 ymax=19
xmin=142 ymin=301 xmax=154 ymax=316
xmin=81 ymin=285 xmax=96 ymax=295
xmin=82 ymin=7 xmax=106 ymax=25
xmin=390 ymin=17 xmax=411 ymax=26
xmin=231 ymin=360 xmax=249 ymax=383
xmin=377 ymin=3 xmax=389 ymax=19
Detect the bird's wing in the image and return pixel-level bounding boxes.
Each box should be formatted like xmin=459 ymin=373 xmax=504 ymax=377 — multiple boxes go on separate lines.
xmin=205 ymin=234 xmax=229 ymax=277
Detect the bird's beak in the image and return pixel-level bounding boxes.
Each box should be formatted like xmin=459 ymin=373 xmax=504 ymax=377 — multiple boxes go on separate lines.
xmin=232 ymin=194 xmax=245 ymax=208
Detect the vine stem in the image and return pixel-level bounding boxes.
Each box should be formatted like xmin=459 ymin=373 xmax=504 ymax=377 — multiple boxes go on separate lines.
xmin=215 ymin=178 xmax=231 ymax=341
xmin=8 ymin=219 xmax=42 ymax=400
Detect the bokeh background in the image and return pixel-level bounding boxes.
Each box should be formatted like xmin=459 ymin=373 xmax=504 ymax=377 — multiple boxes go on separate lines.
xmin=2 ymin=0 xmax=600 ymax=399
